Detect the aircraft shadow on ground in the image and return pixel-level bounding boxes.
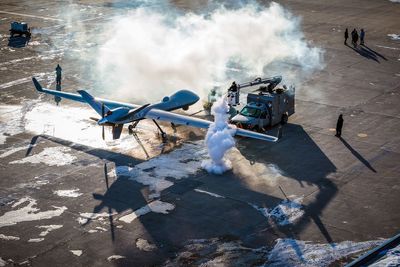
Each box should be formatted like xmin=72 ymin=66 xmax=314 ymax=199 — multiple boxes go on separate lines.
xmin=237 ymin=123 xmax=338 ymax=245
xmin=26 ymin=134 xmax=150 ymax=242
xmin=26 ymin=123 xmax=338 ymax=265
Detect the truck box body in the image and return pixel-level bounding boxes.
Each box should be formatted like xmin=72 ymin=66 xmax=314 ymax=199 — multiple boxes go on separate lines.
xmin=11 ymin=22 xmax=28 ymax=32
xmin=230 ymin=86 xmax=295 ymax=130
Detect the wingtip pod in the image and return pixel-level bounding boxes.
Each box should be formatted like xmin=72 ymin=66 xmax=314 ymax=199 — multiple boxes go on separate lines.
xmin=235 ymin=128 xmax=279 ymax=142
xmin=32 ymin=77 xmax=43 ymax=92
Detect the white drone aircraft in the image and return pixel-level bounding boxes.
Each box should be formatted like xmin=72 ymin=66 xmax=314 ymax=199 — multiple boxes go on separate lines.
xmin=32 ymin=77 xmax=278 ymax=142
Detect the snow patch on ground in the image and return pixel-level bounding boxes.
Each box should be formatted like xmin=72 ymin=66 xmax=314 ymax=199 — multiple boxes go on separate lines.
xmin=88 ymin=226 xmax=108 ymax=233
xmin=109 ymin=141 xmax=206 ymax=199
xmin=232 ymin=149 xmax=286 ymax=187
xmin=0 ymin=145 xmax=29 ymax=158
xmin=370 ymin=244 xmax=400 ymax=266
xmin=107 ymin=255 xmax=126 ymax=261
xmin=28 ymin=238 xmax=44 ymax=242
xmin=37 ymin=225 xmax=63 ymax=236
xmin=164 ymin=237 xmax=383 ymax=267
xmin=0 ymin=72 xmax=51 ymax=89
xmin=23 ymin=102 xmax=145 ymax=151
xmin=136 ymin=238 xmax=157 ymax=251
xmin=376 ymin=45 xmax=400 ymax=50
xmin=267 ymin=238 xmax=382 ymax=266
xmin=388 ymin=34 xmax=400 ymax=40
xmin=28 ymin=41 xmax=41 ymax=46
xmin=70 ymin=250 xmax=83 ymax=256
xmin=0 ymin=196 xmax=67 ymax=228
xmin=119 ymin=200 xmax=175 ymax=224
xmin=0 ymin=105 xmax=24 ymax=144
xmin=54 ymin=189 xmax=82 ymax=198
xmin=194 ymin=189 xmax=225 ymax=198
xmin=10 ymin=147 xmax=76 ymax=166
xmin=14 ymin=177 xmax=49 ymax=190
xmin=0 ymin=234 xmax=20 ymax=240
xmin=250 ymin=197 xmax=304 ymax=226
xmin=77 ymin=212 xmax=117 ymax=225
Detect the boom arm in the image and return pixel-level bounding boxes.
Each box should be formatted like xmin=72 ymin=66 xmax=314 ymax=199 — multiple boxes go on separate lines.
xmin=236 ymin=76 xmax=282 ymax=90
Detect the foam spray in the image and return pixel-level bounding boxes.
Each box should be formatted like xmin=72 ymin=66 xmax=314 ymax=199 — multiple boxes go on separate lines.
xmin=201 ymin=96 xmax=236 ymax=174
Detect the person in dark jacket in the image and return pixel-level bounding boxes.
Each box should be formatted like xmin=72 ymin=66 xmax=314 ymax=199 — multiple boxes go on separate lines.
xmin=360 ymin=29 xmax=365 ymax=45
xmin=344 ymin=28 xmax=349 ymax=45
xmin=353 ymin=29 xmax=359 ymax=47
xmin=55 ymin=64 xmax=62 ymax=86
xmin=335 ymin=114 xmax=344 ymax=137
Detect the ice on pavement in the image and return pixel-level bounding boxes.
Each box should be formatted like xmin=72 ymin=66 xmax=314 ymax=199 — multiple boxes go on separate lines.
xmin=0 ymin=196 xmax=67 ymax=228
xmin=10 ymin=146 xmax=76 ymax=166
xmin=250 ymin=197 xmax=305 ymax=226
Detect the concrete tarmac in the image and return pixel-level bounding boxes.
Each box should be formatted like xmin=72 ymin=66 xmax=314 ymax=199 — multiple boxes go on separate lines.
xmin=0 ymin=0 xmax=399 ymax=266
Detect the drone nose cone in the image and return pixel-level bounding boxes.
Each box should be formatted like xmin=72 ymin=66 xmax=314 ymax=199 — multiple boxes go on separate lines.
xmin=183 ymin=90 xmax=200 ymax=104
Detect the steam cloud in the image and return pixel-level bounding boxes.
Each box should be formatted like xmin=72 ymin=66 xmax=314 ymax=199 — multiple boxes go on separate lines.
xmin=201 ymin=97 xmax=236 ymax=174
xmin=96 ymin=2 xmax=323 ymax=102
xmin=39 ymin=1 xmax=323 ymax=174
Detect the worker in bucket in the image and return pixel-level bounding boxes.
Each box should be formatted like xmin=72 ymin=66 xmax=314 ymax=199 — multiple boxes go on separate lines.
xmin=55 ymin=64 xmax=62 ymax=86
xmin=228 ymin=81 xmax=239 ymax=106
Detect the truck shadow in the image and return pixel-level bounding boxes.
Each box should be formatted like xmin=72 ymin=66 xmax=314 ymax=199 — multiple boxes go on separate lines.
xmin=236 ymin=123 xmax=338 ymax=244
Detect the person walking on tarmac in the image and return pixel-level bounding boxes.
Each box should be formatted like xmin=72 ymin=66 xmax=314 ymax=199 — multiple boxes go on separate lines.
xmin=335 ymin=114 xmax=344 ymax=137
xmin=360 ymin=29 xmax=365 ymax=45
xmin=352 ymin=29 xmax=359 ymax=47
xmin=55 ymin=64 xmax=62 ymax=86
xmin=344 ymin=28 xmax=349 ymax=45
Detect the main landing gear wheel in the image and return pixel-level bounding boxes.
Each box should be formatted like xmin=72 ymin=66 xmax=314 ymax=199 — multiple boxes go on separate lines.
xmin=128 ymin=124 xmax=134 ymax=134
xmin=152 ymin=119 xmax=167 ymax=142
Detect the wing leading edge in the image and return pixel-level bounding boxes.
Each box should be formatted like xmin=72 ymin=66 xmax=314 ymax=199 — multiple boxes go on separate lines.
xmin=144 ymin=109 xmax=278 ymax=142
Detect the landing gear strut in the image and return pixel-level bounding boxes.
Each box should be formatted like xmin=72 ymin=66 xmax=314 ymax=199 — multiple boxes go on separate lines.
xmin=152 ymin=120 xmax=167 ymax=141
xmin=128 ymin=121 xmax=140 ymax=135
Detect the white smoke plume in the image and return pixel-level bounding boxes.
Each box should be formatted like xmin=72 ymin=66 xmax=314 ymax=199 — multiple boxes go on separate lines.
xmin=96 ymin=2 xmax=323 ymax=102
xmin=201 ymin=97 xmax=236 ymax=174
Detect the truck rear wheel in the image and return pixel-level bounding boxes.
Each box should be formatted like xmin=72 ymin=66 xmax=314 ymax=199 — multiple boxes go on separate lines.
xmin=281 ymin=114 xmax=288 ymax=125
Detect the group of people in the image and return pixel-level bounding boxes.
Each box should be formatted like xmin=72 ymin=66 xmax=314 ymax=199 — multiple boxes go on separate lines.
xmin=344 ymin=28 xmax=365 ymax=47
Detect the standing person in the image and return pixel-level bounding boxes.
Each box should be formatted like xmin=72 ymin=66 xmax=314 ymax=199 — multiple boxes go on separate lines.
xmin=344 ymin=28 xmax=349 ymax=45
xmin=55 ymin=64 xmax=62 ymax=86
xmin=228 ymin=81 xmax=239 ymax=106
xmin=360 ymin=29 xmax=365 ymax=45
xmin=353 ymin=29 xmax=359 ymax=47
xmin=335 ymin=114 xmax=344 ymax=137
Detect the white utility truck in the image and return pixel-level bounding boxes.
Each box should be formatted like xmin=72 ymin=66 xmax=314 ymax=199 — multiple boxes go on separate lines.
xmin=229 ymin=76 xmax=295 ymax=131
